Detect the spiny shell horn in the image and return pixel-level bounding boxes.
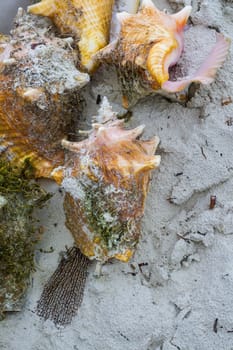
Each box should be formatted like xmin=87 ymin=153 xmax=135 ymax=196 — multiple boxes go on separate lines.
xmin=59 ymin=97 xmax=161 ymax=262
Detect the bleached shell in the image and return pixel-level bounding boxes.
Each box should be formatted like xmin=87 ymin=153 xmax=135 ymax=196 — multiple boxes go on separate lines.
xmin=0 ymin=11 xmax=89 ymax=180
xmin=61 ymin=98 xmax=161 ymax=262
xmin=28 ymin=0 xmax=114 ymax=72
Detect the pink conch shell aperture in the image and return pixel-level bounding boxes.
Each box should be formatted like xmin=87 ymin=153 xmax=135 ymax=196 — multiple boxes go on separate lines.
xmin=28 ymin=0 xmax=114 ymax=73
xmin=97 ymin=0 xmax=230 ymax=108
xmin=59 ymin=97 xmax=161 ymax=262
xmin=0 ymin=10 xmax=89 ymax=180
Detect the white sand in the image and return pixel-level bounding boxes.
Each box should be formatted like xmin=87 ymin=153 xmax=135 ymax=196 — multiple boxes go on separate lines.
xmin=0 ymin=0 xmax=233 ymax=349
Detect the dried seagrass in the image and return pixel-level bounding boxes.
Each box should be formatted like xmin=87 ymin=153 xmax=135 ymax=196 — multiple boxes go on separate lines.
xmin=28 ymin=0 xmax=114 ymax=72
xmin=37 ymin=247 xmax=90 ymax=325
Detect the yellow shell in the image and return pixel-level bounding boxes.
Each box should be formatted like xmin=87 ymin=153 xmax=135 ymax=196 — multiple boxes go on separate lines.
xmin=28 ymin=0 xmax=114 ymax=72
xmin=61 ymin=98 xmax=161 ymax=262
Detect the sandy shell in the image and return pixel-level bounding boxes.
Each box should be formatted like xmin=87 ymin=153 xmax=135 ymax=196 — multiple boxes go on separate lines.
xmin=60 ymin=98 xmax=161 ymax=262
xmin=97 ymin=0 xmax=230 ymax=108
xmin=0 ymin=10 xmax=89 ymax=180
xmin=28 ymin=0 xmax=114 ymax=73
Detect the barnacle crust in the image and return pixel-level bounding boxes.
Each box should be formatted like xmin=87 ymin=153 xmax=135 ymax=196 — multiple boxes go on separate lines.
xmin=62 ymin=98 xmax=160 ymax=262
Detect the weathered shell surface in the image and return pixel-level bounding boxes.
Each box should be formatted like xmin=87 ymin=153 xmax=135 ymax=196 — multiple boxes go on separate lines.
xmin=97 ymin=0 xmax=230 ymax=108
xmin=28 ymin=0 xmax=114 ymax=72
xmin=61 ymin=98 xmax=161 ymax=262
xmin=0 ymin=10 xmax=89 ymax=180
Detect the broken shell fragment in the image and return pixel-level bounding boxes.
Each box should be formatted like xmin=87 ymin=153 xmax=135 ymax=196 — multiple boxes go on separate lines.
xmin=28 ymin=0 xmax=114 ymax=73
xmin=60 ymin=98 xmax=161 ymax=262
xmin=97 ymin=0 xmax=230 ymax=108
xmin=0 ymin=11 xmax=89 ymax=180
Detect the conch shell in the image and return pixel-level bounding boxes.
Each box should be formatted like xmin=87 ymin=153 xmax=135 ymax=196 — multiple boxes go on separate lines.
xmin=97 ymin=0 xmax=230 ymax=108
xmin=60 ymin=97 xmax=161 ymax=262
xmin=28 ymin=0 xmax=114 ymax=73
xmin=0 ymin=10 xmax=89 ymax=180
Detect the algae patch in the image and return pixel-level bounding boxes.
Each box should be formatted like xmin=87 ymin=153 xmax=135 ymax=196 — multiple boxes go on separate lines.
xmin=0 ymin=160 xmax=51 ymax=319
xmin=80 ymin=179 xmax=132 ymax=250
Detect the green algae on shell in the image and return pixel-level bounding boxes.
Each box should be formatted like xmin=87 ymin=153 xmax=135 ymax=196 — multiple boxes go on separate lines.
xmin=61 ymin=98 xmax=161 ymax=262
xmin=0 ymin=160 xmax=51 ymax=319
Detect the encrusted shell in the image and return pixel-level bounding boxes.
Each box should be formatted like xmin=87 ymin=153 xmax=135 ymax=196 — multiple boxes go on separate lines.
xmin=61 ymin=98 xmax=161 ymax=262
xmin=0 ymin=10 xmax=89 ymax=180
xmin=97 ymin=0 xmax=230 ymax=108
xmin=28 ymin=0 xmax=114 ymax=73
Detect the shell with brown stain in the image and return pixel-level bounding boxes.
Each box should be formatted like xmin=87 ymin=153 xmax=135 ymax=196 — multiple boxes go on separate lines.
xmin=0 ymin=9 xmax=89 ymax=180
xmin=60 ymin=97 xmax=161 ymax=262
xmin=97 ymin=0 xmax=230 ymax=108
xmin=28 ymin=0 xmax=114 ymax=73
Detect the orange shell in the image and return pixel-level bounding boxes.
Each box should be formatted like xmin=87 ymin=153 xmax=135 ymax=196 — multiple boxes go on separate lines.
xmin=28 ymin=0 xmax=114 ymax=73
xmin=0 ymin=11 xmax=89 ymax=180
xmin=61 ymin=98 xmax=161 ymax=262
xmin=97 ymin=1 xmax=229 ymax=108
xmin=96 ymin=1 xmax=192 ymax=107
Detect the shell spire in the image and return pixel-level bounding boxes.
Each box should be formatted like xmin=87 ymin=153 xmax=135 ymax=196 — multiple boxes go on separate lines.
xmin=59 ymin=98 xmax=161 ymax=262
xmin=97 ymin=3 xmax=230 ymax=108
xmin=28 ymin=0 xmax=114 ymax=73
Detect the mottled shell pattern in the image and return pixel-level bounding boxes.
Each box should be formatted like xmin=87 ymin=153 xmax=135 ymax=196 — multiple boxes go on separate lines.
xmin=97 ymin=0 xmax=230 ymax=108
xmin=0 ymin=10 xmax=89 ymax=180
xmin=28 ymin=0 xmax=114 ymax=72
xmin=60 ymin=98 xmax=161 ymax=262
